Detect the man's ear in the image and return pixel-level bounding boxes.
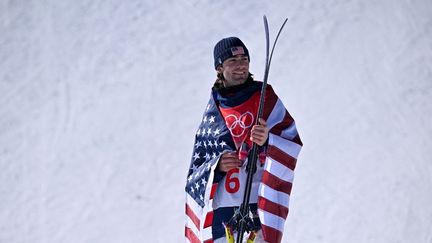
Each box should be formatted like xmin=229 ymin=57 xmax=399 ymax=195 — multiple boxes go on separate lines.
xmin=216 ymin=65 xmax=223 ymax=74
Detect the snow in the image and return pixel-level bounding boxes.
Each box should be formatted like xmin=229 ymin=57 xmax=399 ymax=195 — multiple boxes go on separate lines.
xmin=1 ymin=0 xmax=431 ymax=242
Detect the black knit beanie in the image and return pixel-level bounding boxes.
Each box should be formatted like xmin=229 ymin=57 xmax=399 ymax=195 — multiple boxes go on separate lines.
xmin=213 ymin=37 xmax=250 ymax=69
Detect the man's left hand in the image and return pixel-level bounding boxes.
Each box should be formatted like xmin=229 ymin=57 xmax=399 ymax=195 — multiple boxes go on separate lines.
xmin=250 ymin=118 xmax=269 ymax=146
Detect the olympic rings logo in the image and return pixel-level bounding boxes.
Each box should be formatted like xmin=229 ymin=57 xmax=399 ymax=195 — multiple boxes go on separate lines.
xmin=225 ymin=112 xmax=255 ymax=138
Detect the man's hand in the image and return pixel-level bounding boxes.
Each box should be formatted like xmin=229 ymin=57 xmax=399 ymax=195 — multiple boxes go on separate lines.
xmin=217 ymin=152 xmax=242 ymax=172
xmin=250 ymin=118 xmax=269 ymax=146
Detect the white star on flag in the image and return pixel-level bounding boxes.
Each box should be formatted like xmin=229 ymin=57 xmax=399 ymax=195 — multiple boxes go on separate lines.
xmin=209 ymin=116 xmax=215 ymax=123
xmin=195 ymin=141 xmax=202 ymax=148
xmin=203 ymin=116 xmax=207 ymax=123
xmin=201 ymin=178 xmax=207 ymax=186
xmin=220 ymin=141 xmax=227 ymax=147
xmin=205 ymin=153 xmax=211 ymax=160
xmin=213 ymin=128 xmax=220 ymax=136
xmin=193 ymin=152 xmax=200 ymax=161
xmin=207 ymin=128 xmax=212 ymax=136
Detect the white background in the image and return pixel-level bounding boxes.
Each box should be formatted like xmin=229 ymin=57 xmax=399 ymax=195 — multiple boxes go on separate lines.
xmin=1 ymin=0 xmax=431 ymax=242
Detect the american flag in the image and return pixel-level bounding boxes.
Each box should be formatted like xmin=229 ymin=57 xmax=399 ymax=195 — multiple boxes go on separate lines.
xmin=185 ymin=84 xmax=302 ymax=243
xmin=256 ymin=85 xmax=302 ymax=243
xmin=230 ymin=46 xmax=245 ymax=56
xmin=185 ymin=95 xmax=236 ymax=243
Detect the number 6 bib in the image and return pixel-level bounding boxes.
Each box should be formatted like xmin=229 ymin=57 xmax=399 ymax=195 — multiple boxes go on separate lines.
xmin=212 ymin=160 xmax=264 ymax=209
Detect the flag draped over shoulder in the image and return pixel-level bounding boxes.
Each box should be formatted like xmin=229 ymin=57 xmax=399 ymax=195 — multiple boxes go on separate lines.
xmin=185 ymin=83 xmax=302 ymax=243
xmin=185 ymin=95 xmax=236 ymax=243
xmin=257 ymin=85 xmax=303 ymax=243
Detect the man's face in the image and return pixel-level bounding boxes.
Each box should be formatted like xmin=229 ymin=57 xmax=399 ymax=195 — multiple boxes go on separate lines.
xmin=217 ymin=54 xmax=249 ymax=87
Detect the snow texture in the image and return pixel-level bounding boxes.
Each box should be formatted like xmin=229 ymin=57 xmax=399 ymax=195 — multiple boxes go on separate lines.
xmin=1 ymin=0 xmax=431 ymax=242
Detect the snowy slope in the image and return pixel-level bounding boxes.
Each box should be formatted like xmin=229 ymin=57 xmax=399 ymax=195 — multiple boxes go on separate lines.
xmin=1 ymin=0 xmax=431 ymax=242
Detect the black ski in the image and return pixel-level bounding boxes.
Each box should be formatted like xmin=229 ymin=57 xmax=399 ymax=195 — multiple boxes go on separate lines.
xmin=229 ymin=15 xmax=289 ymax=243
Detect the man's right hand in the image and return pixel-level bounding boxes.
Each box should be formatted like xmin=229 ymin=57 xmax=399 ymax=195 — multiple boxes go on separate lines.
xmin=217 ymin=151 xmax=242 ymax=172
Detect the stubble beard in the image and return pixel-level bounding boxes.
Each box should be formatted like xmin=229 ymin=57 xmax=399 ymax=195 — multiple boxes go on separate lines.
xmin=224 ymin=73 xmax=248 ymax=87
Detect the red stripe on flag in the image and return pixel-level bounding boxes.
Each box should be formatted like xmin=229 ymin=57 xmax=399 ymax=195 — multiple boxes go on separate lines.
xmin=261 ymin=171 xmax=293 ymax=195
xmin=268 ymin=145 xmax=297 ymax=171
xmin=210 ymin=183 xmax=218 ymax=199
xmin=293 ymin=134 xmax=303 ymax=146
xmin=258 ymin=196 xmax=289 ymax=219
xmin=270 ymin=111 xmax=294 ymax=136
xmin=185 ymin=204 xmax=200 ymax=230
xmin=261 ymin=224 xmax=283 ymax=243
xmin=203 ymin=211 xmax=213 ymax=228
xmin=185 ymin=226 xmax=201 ymax=243
xmin=263 ymin=85 xmax=279 ymax=121
xmin=203 ymin=239 xmax=214 ymax=243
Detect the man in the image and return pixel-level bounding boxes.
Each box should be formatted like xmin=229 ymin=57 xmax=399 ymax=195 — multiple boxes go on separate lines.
xmin=185 ymin=37 xmax=302 ymax=243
